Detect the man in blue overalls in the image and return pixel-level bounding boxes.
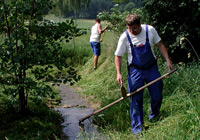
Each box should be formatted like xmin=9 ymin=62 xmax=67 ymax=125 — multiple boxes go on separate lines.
xmin=114 ymin=14 xmax=173 ymax=134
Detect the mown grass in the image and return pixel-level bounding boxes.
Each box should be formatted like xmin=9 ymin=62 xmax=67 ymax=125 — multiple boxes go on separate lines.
xmin=66 ymin=23 xmax=200 ymax=139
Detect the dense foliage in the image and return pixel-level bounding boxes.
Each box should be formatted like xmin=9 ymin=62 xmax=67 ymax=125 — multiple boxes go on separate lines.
xmin=98 ymin=4 xmax=144 ymax=34
xmin=50 ymin=0 xmax=144 ymax=19
xmin=63 ymin=0 xmax=143 ymax=19
xmin=52 ymin=0 xmax=91 ymax=21
xmin=0 ymin=0 xmax=81 ymax=114
xmin=65 ymin=0 xmax=114 ymax=19
xmin=144 ymin=0 xmax=200 ymax=63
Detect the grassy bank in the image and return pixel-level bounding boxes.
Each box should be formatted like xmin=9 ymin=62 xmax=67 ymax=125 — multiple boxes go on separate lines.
xmin=66 ymin=24 xmax=200 ymax=139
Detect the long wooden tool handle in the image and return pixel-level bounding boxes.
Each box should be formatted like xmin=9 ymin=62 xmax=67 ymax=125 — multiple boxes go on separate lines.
xmin=100 ymin=24 xmax=109 ymax=42
xmin=100 ymin=30 xmax=106 ymax=42
xmin=127 ymin=68 xmax=178 ymax=97
xmin=79 ymin=68 xmax=178 ymax=123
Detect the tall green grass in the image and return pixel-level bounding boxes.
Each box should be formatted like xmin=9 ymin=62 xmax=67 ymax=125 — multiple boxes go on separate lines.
xmin=66 ymin=25 xmax=200 ymax=139
xmin=60 ymin=33 xmax=92 ymax=67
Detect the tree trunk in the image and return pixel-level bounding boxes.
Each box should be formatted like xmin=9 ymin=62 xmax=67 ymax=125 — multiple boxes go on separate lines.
xmin=18 ymin=45 xmax=27 ymax=114
xmin=74 ymin=10 xmax=77 ymax=25
xmin=19 ymin=85 xmax=26 ymax=114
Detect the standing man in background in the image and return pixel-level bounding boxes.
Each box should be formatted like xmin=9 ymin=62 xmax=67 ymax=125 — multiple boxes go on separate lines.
xmin=114 ymin=14 xmax=173 ymax=134
xmin=90 ymin=18 xmax=108 ymax=70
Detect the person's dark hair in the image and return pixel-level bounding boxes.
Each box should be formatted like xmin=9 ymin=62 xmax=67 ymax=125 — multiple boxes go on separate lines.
xmin=125 ymin=14 xmax=141 ymax=26
xmin=95 ymin=18 xmax=101 ymax=23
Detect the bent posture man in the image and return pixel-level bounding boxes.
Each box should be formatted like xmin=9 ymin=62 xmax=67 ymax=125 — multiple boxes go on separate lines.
xmin=114 ymin=14 xmax=173 ymax=134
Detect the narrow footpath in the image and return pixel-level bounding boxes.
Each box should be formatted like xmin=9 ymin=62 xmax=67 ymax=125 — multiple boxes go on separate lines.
xmin=55 ymin=84 xmax=100 ymax=140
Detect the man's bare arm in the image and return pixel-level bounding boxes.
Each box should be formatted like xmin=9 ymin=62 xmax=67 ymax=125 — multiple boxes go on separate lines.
xmin=115 ymin=56 xmax=123 ymax=86
xmin=156 ymin=41 xmax=173 ymax=71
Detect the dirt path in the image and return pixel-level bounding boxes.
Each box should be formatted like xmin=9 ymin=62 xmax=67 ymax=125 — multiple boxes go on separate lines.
xmin=55 ymin=84 xmax=99 ymax=140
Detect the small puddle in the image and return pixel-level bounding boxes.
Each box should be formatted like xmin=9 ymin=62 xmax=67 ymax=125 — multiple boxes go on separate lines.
xmin=55 ymin=84 xmax=100 ymax=140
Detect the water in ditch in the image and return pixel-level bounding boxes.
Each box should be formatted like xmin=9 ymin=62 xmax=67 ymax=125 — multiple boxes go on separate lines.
xmin=55 ymin=84 xmax=103 ymax=140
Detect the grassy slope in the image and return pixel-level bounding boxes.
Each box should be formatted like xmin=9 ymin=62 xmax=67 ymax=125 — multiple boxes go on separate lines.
xmin=70 ymin=21 xmax=200 ymax=139
xmin=1 ymin=15 xmax=199 ymax=139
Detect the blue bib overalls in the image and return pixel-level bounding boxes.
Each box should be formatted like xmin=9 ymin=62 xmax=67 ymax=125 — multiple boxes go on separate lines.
xmin=126 ymin=25 xmax=163 ymax=134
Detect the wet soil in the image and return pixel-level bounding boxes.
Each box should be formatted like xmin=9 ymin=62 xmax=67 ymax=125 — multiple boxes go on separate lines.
xmin=55 ymin=84 xmax=99 ymax=140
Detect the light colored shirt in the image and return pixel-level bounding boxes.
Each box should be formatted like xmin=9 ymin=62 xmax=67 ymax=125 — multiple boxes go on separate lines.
xmin=90 ymin=23 xmax=100 ymax=42
xmin=115 ymin=24 xmax=161 ymax=65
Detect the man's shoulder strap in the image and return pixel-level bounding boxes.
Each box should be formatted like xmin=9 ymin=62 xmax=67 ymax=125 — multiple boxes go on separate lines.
xmin=125 ymin=30 xmax=133 ymax=47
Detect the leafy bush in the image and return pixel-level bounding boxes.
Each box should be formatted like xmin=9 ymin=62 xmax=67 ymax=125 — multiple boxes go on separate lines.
xmin=0 ymin=0 xmax=81 ymax=114
xmin=98 ymin=4 xmax=144 ymax=34
xmin=144 ymin=0 xmax=200 ymax=63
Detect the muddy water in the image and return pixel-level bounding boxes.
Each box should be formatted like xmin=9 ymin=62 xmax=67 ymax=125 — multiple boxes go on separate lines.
xmin=55 ymin=84 xmax=100 ymax=140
